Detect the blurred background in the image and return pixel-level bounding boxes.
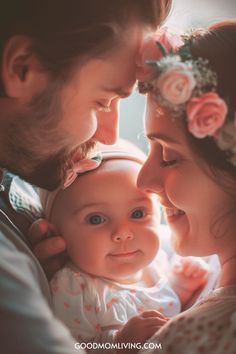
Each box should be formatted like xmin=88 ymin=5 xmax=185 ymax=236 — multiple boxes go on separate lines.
xmin=119 ymin=0 xmax=236 ymax=153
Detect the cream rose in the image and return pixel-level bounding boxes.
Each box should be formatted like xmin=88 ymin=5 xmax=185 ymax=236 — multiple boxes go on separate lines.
xmin=157 ymin=63 xmax=196 ymax=105
xmin=187 ymin=92 xmax=228 ymax=138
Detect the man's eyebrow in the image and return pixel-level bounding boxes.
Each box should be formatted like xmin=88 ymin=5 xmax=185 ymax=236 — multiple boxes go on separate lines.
xmin=147 ymin=133 xmax=181 ymax=145
xmin=102 ymin=87 xmax=132 ymax=98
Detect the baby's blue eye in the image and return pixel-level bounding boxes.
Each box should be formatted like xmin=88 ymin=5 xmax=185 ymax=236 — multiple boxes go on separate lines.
xmin=131 ymin=209 xmax=145 ymax=219
xmin=88 ymin=215 xmax=106 ymax=225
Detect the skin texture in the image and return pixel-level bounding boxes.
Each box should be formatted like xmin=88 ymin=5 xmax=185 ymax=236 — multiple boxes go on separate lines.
xmin=48 ymin=159 xmax=169 ymax=351
xmin=0 ymin=27 xmax=143 ymax=189
xmin=137 ymin=94 xmax=236 ymax=269
xmin=46 ymin=157 xmax=208 ymax=350
xmin=50 ymin=159 xmax=160 ymax=283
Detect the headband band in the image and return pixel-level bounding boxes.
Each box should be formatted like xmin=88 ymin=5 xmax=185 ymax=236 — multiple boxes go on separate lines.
xmin=40 ymin=142 xmax=146 ymax=220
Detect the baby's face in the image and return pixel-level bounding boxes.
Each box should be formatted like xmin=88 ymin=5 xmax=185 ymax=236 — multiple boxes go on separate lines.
xmin=51 ymin=159 xmax=160 ymax=282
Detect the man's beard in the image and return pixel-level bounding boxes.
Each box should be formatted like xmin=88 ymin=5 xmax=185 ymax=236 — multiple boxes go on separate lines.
xmin=1 ymin=80 xmax=97 ymax=190
xmin=20 ymin=139 xmax=97 ymax=190
xmin=4 ymin=139 xmax=97 ymax=190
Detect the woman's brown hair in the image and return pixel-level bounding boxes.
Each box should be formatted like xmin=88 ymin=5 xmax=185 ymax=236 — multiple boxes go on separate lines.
xmin=184 ymin=21 xmax=236 ymax=184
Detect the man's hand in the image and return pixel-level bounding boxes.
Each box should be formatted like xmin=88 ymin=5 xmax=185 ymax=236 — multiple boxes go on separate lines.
xmin=115 ymin=310 xmax=168 ymax=353
xmin=28 ymin=219 xmax=68 ymax=280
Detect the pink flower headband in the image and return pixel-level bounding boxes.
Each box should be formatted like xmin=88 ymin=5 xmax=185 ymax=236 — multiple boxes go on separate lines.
xmin=40 ymin=140 xmax=147 ymax=220
xmin=137 ymin=29 xmax=236 ymax=166
xmin=40 ymin=155 xmax=102 ymax=220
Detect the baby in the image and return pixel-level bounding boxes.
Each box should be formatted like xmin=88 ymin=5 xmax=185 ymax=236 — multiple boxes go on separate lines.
xmin=40 ymin=139 xmax=208 ymax=352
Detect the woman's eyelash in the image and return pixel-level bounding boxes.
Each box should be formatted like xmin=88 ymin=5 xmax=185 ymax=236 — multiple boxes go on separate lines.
xmin=160 ymin=159 xmax=177 ymax=167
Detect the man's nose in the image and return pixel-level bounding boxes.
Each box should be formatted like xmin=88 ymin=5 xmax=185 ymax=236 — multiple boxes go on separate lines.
xmin=94 ymin=99 xmax=120 ymax=145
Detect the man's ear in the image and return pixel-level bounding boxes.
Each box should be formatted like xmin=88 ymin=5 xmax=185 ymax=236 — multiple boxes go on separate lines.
xmin=1 ymin=35 xmax=49 ymax=101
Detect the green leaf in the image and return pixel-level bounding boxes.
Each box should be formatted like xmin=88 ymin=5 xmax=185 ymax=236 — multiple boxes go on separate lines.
xmin=156 ymin=41 xmax=168 ymax=56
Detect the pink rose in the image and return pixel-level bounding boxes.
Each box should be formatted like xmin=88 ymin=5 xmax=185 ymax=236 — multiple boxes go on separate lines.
xmin=187 ymin=92 xmax=228 ymax=138
xmin=136 ymin=28 xmax=184 ymax=81
xmin=157 ymin=63 xmax=196 ymax=105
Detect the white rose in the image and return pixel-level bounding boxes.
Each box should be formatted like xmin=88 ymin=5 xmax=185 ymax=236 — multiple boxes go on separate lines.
xmin=157 ymin=63 xmax=196 ymax=105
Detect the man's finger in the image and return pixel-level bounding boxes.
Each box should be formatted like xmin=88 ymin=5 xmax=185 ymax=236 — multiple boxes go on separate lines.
xmin=43 ymin=253 xmax=69 ymax=280
xmin=28 ymin=219 xmax=57 ymax=246
xmin=33 ymin=236 xmax=66 ymax=263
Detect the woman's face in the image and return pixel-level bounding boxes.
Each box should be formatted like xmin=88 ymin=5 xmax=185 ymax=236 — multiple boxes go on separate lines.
xmin=138 ymin=94 xmax=235 ymax=258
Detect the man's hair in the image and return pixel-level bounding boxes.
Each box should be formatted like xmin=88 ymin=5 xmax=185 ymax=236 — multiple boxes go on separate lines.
xmin=0 ymin=0 xmax=172 ymax=76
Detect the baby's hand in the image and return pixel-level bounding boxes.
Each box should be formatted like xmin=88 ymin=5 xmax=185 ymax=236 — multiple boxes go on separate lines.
xmin=116 ymin=310 xmax=168 ymax=353
xmin=169 ymin=257 xmax=209 ymax=306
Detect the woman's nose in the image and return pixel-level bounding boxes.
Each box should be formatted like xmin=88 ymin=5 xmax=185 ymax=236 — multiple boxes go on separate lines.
xmin=112 ymin=230 xmax=134 ymax=242
xmin=94 ymin=99 xmax=120 ymax=145
xmin=137 ymin=157 xmax=164 ymax=195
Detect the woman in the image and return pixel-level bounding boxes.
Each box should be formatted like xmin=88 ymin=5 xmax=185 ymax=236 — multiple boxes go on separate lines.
xmin=137 ymin=20 xmax=236 ymax=353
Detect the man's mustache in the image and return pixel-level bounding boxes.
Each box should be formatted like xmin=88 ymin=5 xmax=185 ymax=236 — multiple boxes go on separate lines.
xmin=61 ymin=139 xmax=97 ymax=180
xmin=23 ymin=139 xmax=98 ymax=191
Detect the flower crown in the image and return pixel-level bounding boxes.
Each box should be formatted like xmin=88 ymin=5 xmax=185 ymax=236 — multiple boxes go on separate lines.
xmin=137 ymin=29 xmax=236 ymax=166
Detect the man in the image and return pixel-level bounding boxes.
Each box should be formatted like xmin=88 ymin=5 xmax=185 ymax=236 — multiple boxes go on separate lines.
xmin=0 ymin=1 xmax=171 ymax=353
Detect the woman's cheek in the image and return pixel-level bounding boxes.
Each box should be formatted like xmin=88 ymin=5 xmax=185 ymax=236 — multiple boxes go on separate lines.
xmin=166 ymin=172 xmax=191 ymax=209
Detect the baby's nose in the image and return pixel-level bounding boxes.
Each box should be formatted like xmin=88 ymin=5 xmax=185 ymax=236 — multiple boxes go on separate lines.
xmin=112 ymin=231 xmax=133 ymax=242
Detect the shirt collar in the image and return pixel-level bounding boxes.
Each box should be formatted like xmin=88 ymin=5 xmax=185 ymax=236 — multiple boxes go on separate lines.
xmin=1 ymin=171 xmax=43 ymax=222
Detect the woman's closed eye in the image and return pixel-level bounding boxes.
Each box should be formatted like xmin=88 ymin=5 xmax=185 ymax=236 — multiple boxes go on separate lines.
xmin=160 ymin=159 xmax=177 ymax=168
xmin=160 ymin=147 xmax=180 ymax=168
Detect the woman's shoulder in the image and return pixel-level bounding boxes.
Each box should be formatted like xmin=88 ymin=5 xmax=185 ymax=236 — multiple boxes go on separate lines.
xmin=140 ymin=289 xmax=236 ymax=354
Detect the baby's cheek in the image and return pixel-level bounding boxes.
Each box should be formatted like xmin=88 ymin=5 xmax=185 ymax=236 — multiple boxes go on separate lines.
xmin=145 ymin=227 xmax=160 ymax=256
xmin=66 ymin=241 xmax=83 ymax=266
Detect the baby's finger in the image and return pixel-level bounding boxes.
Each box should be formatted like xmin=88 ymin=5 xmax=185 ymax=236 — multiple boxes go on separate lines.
xmin=141 ymin=310 xmax=167 ymax=320
xmin=192 ymin=267 xmax=209 ymax=278
xmin=145 ymin=317 xmax=168 ymax=327
xmin=184 ymin=260 xmax=209 ymax=277
xmin=33 ymin=236 xmax=66 ymax=263
xmin=177 ymin=258 xmax=201 ymax=277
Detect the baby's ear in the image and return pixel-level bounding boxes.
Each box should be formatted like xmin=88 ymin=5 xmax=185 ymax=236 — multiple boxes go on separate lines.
xmin=2 ymin=35 xmax=48 ymax=101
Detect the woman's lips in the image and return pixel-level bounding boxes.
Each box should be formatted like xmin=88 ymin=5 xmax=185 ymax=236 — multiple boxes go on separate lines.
xmin=164 ymin=208 xmax=185 ymax=223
